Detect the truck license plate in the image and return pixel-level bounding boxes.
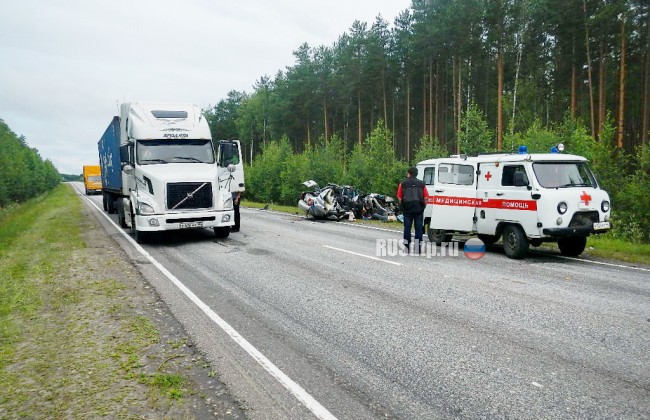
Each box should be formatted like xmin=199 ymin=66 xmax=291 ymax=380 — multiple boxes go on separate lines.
xmin=179 ymin=221 xmax=203 ymax=229
xmin=593 ymin=222 xmax=610 ymax=230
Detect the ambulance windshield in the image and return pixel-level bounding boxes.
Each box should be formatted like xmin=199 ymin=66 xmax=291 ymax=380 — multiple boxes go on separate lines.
xmin=533 ymin=162 xmax=597 ymax=188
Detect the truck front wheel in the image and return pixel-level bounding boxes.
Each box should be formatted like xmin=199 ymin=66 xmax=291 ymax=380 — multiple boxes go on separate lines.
xmin=117 ymin=203 xmax=128 ymax=228
xmin=558 ymin=236 xmax=587 ymax=257
xmin=502 ymin=225 xmax=529 ymax=259
xmin=214 ymin=227 xmax=230 ymax=239
xmin=130 ymin=206 xmax=149 ymax=244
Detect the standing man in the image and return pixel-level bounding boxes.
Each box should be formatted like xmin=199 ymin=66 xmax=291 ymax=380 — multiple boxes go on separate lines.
xmin=397 ymin=167 xmax=429 ymax=253
xmin=231 ymin=191 xmax=241 ymax=232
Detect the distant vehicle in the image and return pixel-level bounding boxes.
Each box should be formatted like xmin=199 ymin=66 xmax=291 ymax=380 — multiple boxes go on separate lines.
xmin=98 ymin=102 xmax=245 ymax=243
xmin=416 ymin=145 xmax=611 ymax=259
xmin=82 ymin=165 xmax=102 ymax=195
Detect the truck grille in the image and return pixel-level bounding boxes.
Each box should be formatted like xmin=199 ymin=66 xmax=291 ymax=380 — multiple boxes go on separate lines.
xmin=166 ymin=182 xmax=213 ymax=210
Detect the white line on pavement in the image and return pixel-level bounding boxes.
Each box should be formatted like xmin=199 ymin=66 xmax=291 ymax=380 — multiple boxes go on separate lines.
xmin=324 ymin=245 xmax=402 ymax=266
xmin=250 ymin=207 xmax=649 ymax=273
xmin=540 ymin=253 xmax=650 ymax=272
xmin=77 ymin=189 xmax=338 ymax=420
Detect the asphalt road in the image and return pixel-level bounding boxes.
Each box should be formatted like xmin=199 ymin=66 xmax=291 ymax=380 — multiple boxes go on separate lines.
xmin=77 ymin=184 xmax=650 ymax=419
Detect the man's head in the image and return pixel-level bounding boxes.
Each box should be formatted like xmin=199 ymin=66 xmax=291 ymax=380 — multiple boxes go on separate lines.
xmin=407 ymin=167 xmax=418 ymax=178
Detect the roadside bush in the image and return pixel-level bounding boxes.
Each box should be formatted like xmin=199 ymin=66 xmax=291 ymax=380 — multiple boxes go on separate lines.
xmin=278 ymin=151 xmax=310 ymax=204
xmin=245 ymin=137 xmax=292 ymax=203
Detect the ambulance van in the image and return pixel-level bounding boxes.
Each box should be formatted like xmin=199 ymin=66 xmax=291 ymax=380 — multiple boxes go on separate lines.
xmin=416 ymin=146 xmax=611 ymax=259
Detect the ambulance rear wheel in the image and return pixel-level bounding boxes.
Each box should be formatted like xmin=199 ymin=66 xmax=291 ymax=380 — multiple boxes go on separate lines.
xmin=502 ymin=225 xmax=529 ymax=259
xmin=428 ymin=228 xmax=452 ymax=245
xmin=558 ymin=236 xmax=587 ymax=256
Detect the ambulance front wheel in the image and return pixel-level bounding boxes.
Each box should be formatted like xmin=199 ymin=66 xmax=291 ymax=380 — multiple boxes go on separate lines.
xmin=557 ymin=236 xmax=587 ymax=256
xmin=428 ymin=228 xmax=452 ymax=245
xmin=502 ymin=225 xmax=529 ymax=259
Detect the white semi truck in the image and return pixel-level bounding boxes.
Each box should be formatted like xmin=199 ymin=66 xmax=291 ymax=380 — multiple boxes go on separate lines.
xmin=98 ymin=102 xmax=244 ymax=243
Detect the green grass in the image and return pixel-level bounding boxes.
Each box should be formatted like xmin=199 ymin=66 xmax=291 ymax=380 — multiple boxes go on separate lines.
xmin=0 ymin=185 xmax=190 ymax=418
xmin=585 ymin=235 xmax=650 ymax=265
xmin=0 ymin=187 xmax=82 ymax=368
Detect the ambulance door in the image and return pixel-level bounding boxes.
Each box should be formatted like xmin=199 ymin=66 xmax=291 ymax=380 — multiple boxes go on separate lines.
xmin=429 ymin=161 xmax=477 ymax=232
xmin=416 ymin=163 xmax=436 ymax=224
xmin=485 ymin=163 xmax=540 ymax=237
xmin=475 ymin=162 xmax=500 ymax=235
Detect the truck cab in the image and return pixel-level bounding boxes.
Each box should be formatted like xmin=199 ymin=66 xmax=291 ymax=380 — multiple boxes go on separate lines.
xmin=416 ymin=146 xmax=611 ymax=259
xmin=82 ymin=165 xmax=102 ymax=195
xmin=99 ymin=102 xmax=244 ymax=243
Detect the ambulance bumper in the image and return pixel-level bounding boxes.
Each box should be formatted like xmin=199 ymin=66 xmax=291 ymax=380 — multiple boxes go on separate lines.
xmin=543 ymin=222 xmax=610 ymax=237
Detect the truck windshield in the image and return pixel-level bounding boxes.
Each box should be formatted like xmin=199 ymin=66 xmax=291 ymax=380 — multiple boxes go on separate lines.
xmin=137 ymin=140 xmax=215 ymax=165
xmin=532 ymin=162 xmax=597 ymax=188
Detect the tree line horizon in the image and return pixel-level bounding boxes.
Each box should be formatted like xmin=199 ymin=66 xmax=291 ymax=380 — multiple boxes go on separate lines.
xmin=204 ymin=0 xmax=648 ymax=163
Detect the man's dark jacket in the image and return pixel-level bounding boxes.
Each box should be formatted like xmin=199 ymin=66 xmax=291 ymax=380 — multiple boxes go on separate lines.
xmin=401 ymin=177 xmax=426 ymax=214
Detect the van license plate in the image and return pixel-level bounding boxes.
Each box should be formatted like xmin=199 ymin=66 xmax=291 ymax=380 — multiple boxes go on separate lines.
xmin=179 ymin=221 xmax=203 ymax=229
xmin=593 ymin=222 xmax=610 ymax=230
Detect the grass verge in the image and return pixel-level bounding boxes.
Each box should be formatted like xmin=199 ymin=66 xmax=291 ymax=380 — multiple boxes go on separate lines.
xmin=0 ymin=185 xmax=235 ymax=418
xmin=585 ymin=235 xmax=650 ymax=265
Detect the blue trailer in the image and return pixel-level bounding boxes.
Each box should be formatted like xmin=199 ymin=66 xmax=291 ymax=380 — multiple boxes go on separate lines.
xmin=98 ymin=116 xmax=121 ymax=213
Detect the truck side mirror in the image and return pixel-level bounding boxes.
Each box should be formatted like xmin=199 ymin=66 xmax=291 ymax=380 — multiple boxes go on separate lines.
xmin=119 ymin=144 xmax=132 ymax=164
xmin=514 ymin=172 xmax=528 ymax=187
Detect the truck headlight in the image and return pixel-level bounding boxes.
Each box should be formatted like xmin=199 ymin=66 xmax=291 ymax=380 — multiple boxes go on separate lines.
xmin=223 ymin=197 xmax=233 ymax=210
xmin=557 ymin=202 xmax=568 ymax=214
xmin=139 ymin=202 xmax=155 ymax=215
xmin=601 ymin=200 xmax=610 ymax=212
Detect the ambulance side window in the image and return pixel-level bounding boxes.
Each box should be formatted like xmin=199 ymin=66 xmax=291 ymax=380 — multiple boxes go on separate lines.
xmin=423 ymin=167 xmax=435 ymax=185
xmin=438 ymin=166 xmax=451 ymax=183
xmin=502 ymin=165 xmax=529 ymax=186
xmin=438 ymin=164 xmax=474 ymax=185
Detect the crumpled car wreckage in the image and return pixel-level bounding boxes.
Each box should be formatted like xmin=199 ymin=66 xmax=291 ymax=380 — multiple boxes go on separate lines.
xmin=298 ymin=180 xmax=400 ymax=222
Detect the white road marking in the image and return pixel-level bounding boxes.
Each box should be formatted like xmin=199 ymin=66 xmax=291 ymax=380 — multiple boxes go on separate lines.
xmin=542 ymin=253 xmax=650 ymax=272
xmin=324 ymin=245 xmax=402 ymax=266
xmin=77 ymin=189 xmax=337 ymax=420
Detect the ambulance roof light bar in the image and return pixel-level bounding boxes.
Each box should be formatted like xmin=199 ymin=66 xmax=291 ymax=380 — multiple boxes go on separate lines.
xmin=551 ymin=143 xmax=565 ymax=153
xmin=518 ymin=145 xmax=528 ymax=154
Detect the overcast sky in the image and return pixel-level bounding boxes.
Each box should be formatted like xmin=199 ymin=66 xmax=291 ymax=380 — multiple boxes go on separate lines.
xmin=0 ymin=0 xmax=412 ymax=175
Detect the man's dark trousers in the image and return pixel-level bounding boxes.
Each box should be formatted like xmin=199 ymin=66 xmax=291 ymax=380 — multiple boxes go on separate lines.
xmin=403 ymin=211 xmax=424 ymax=253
